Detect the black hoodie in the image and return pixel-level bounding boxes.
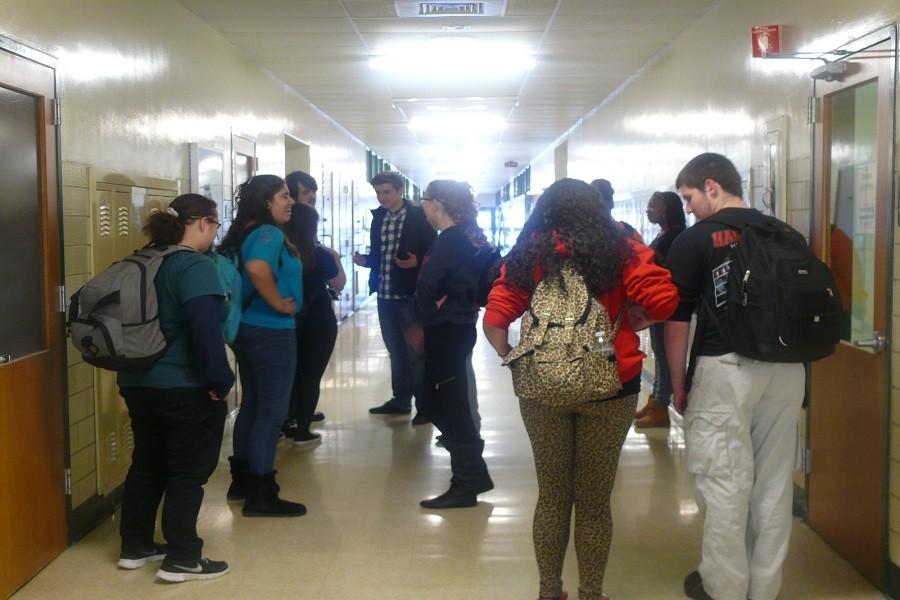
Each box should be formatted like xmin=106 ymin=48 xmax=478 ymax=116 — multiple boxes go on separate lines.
xmin=416 ymin=225 xmax=495 ymax=326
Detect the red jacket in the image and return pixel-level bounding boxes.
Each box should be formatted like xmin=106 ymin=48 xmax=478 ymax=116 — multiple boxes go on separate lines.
xmin=483 ymin=239 xmax=679 ymax=384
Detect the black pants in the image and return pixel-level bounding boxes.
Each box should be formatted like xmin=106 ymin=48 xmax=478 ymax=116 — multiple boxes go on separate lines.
xmin=421 ymin=322 xmax=479 ymax=445
xmin=289 ymin=314 xmax=338 ymax=429
xmin=120 ymin=387 xmax=226 ymax=563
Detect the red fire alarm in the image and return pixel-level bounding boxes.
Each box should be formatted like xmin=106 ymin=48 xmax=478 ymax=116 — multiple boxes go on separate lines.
xmin=752 ymin=25 xmax=782 ymax=57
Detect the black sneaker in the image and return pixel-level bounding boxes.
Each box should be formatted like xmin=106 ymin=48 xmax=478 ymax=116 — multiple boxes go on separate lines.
xmin=411 ymin=412 xmax=431 ymax=426
xmin=310 ymin=411 xmax=325 ymax=422
xmin=117 ymin=544 xmax=166 ymax=569
xmin=369 ymin=400 xmax=412 ymax=415
xmin=293 ymin=429 xmax=322 ymax=446
xmin=684 ymin=570 xmax=714 ymax=600
xmin=156 ymin=557 xmax=229 ymax=582
xmin=281 ymin=418 xmax=299 ymax=439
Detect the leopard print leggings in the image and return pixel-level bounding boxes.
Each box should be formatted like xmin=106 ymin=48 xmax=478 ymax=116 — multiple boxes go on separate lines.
xmin=519 ymin=394 xmax=637 ymax=600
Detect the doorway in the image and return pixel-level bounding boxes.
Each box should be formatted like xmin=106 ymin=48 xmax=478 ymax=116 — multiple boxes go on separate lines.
xmin=284 ymin=134 xmax=311 ymax=180
xmin=0 ymin=37 xmax=67 ymax=597
xmin=808 ymin=26 xmax=896 ymax=587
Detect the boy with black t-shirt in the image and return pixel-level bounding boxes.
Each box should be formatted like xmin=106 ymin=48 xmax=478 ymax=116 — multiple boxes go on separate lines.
xmin=665 ymin=153 xmax=805 ymax=600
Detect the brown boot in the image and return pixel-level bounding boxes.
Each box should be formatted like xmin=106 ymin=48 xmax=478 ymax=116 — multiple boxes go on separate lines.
xmin=634 ymin=400 xmax=670 ymax=428
xmin=634 ymin=394 xmax=656 ymax=420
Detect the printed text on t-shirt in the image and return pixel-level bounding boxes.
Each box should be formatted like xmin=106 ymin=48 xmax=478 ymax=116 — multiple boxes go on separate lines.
xmin=711 ymin=229 xmax=741 ymax=248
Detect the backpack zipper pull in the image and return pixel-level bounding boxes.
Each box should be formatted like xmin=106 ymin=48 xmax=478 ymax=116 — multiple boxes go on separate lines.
xmin=742 ymin=270 xmax=751 ymax=305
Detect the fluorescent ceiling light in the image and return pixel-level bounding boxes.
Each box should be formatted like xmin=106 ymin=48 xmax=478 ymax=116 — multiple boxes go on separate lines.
xmin=425 ymin=104 xmax=488 ymax=112
xmin=409 ymin=113 xmax=507 ymax=136
xmin=422 ymin=143 xmax=497 ymax=161
xmin=369 ymin=37 xmax=535 ymax=78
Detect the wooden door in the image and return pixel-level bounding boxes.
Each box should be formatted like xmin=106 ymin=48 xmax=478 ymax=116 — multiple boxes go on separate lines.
xmin=0 ymin=41 xmax=66 ymax=597
xmin=809 ymin=30 xmax=895 ymax=587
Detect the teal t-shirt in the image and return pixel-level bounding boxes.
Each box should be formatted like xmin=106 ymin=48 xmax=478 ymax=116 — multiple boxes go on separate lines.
xmin=240 ymin=224 xmax=303 ymax=329
xmin=118 ymin=250 xmax=225 ymax=389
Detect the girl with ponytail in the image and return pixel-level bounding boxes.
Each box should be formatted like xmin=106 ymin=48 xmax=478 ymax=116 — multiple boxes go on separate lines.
xmin=118 ymin=193 xmax=234 ymax=581
xmin=415 ymin=179 xmax=495 ymax=509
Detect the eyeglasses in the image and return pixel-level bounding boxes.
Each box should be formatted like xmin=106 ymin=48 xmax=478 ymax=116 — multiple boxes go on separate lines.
xmin=189 ymin=216 xmax=222 ymax=229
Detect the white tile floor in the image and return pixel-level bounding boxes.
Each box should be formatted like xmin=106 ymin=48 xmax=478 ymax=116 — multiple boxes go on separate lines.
xmin=14 ymin=302 xmax=884 ymax=599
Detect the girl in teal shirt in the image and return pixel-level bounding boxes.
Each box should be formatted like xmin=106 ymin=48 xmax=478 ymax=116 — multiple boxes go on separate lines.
xmin=218 ymin=174 xmax=307 ymax=518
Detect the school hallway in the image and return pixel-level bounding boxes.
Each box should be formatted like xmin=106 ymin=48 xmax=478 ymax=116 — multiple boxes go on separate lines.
xmin=11 ymin=301 xmax=881 ymax=600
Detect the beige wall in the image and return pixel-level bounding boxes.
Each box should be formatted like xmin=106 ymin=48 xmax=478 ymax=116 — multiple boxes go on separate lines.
xmin=0 ymin=0 xmax=367 ymax=192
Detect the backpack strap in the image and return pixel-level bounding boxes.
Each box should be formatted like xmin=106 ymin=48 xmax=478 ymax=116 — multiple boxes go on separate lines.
xmin=700 ymin=210 xmax=747 ymax=231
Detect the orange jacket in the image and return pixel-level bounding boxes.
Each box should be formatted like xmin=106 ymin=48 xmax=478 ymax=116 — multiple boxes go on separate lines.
xmin=483 ymin=239 xmax=679 ymax=384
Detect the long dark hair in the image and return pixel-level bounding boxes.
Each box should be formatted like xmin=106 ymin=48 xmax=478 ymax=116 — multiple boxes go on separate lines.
xmin=143 ymin=193 xmax=216 ymax=246
xmin=504 ymin=178 xmax=632 ymax=297
xmin=285 ymin=170 xmax=317 ymax=201
xmin=650 ymin=191 xmax=686 ymax=230
xmin=426 ymin=179 xmax=489 ymax=248
xmin=218 ymin=174 xmax=287 ymax=254
xmin=283 ymin=202 xmax=318 ymax=270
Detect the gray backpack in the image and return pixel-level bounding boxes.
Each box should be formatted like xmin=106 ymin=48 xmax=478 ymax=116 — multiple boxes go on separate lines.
xmin=68 ymin=245 xmax=193 ymax=371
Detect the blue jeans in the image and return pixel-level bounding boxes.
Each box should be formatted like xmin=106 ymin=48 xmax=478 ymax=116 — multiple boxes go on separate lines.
xmin=376 ymin=297 xmax=424 ymax=410
xmin=232 ymin=325 xmax=296 ymax=475
xmin=649 ymin=323 xmax=672 ymax=406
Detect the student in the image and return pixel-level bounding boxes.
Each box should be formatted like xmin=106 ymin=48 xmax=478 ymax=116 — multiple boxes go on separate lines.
xmin=283 ymin=201 xmax=344 ymax=444
xmin=283 ymin=170 xmax=345 ymax=429
xmin=484 ymin=179 xmax=678 ymax=600
xmin=590 ymin=178 xmax=643 ymax=243
xmin=634 ymin=191 xmax=686 ymax=428
xmin=353 ymin=171 xmax=436 ymax=423
xmin=665 ymin=153 xmax=805 ymax=600
xmin=219 ymin=175 xmax=307 ymax=517
xmin=285 ymin=170 xmax=318 ymax=207
xmin=117 ymin=194 xmax=233 ymax=582
xmin=416 ymin=180 xmax=494 ymax=509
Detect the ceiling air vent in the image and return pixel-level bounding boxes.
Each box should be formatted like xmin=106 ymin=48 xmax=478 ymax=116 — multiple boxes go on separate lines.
xmin=394 ymin=1 xmax=506 ymax=17
xmin=420 ymin=2 xmax=483 ymax=16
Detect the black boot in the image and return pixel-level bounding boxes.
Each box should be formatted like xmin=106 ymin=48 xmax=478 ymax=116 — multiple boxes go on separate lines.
xmin=226 ymin=456 xmax=248 ymax=501
xmin=242 ymin=471 xmax=307 ymax=517
xmin=420 ymin=439 xmax=493 ymax=509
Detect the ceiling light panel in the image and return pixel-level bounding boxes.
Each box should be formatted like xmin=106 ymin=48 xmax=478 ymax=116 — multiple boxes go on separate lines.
xmin=369 ymin=37 xmax=535 ymax=78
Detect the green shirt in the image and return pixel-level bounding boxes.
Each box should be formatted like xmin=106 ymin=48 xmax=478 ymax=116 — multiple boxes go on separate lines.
xmin=118 ymin=250 xmax=224 ymax=389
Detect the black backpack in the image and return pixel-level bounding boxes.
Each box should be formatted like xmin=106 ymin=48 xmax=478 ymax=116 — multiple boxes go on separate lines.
xmin=475 ymin=245 xmax=503 ymax=307
xmin=704 ymin=211 xmax=842 ymax=363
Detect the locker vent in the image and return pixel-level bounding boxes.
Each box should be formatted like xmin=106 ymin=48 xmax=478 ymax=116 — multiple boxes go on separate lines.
xmin=117 ymin=206 xmax=130 ymax=237
xmin=106 ymin=431 xmax=118 ymax=463
xmin=99 ymin=203 xmax=111 ymax=238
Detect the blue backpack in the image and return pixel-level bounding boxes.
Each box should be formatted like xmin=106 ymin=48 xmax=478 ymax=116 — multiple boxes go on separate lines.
xmin=213 ymin=250 xmax=243 ymax=346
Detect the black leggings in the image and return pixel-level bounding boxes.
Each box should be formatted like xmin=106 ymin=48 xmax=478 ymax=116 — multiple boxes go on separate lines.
xmin=289 ymin=314 xmax=338 ymax=429
xmin=421 ymin=322 xmax=478 ymax=444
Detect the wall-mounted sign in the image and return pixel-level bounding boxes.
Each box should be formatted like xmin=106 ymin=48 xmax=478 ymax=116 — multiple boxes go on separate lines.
xmin=752 ymin=25 xmax=782 ymax=57
xmin=504 ymin=160 xmax=519 ymax=168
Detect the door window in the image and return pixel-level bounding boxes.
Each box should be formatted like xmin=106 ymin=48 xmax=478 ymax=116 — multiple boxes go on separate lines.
xmin=0 ymin=85 xmax=43 ymax=358
xmin=828 ymin=80 xmax=878 ymax=342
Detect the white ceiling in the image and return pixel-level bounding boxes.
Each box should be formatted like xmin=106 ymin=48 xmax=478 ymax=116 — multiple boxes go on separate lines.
xmin=178 ymin=0 xmax=718 ymax=196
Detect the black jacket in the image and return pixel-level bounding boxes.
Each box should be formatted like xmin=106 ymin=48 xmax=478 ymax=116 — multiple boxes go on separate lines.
xmin=416 ymin=225 xmax=494 ymax=326
xmin=362 ymin=199 xmax=436 ymax=296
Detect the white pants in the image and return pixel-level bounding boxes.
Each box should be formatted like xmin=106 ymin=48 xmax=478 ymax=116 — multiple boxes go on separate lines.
xmin=686 ymin=353 xmax=804 ymax=600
